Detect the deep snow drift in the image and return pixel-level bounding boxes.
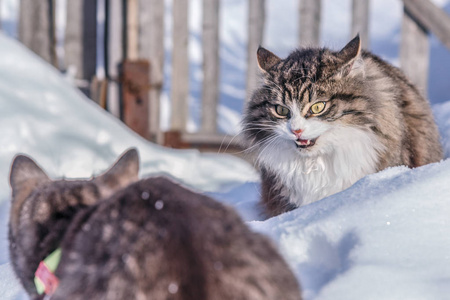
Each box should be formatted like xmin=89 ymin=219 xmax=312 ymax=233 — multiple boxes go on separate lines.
xmin=1 ymin=31 xmax=450 ymax=300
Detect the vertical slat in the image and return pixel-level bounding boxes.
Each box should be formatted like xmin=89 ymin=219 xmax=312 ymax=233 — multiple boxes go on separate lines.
xmin=246 ymin=0 xmax=265 ymax=102
xmin=171 ymin=0 xmax=189 ymax=132
xmin=139 ymin=0 xmax=165 ymax=142
xmin=400 ymin=7 xmax=429 ymax=94
xmin=49 ymin=0 xmax=57 ymax=67
xmin=351 ymin=0 xmax=370 ymax=48
xmin=299 ymin=0 xmax=321 ymax=47
xmin=121 ymin=61 xmax=150 ymax=139
xmin=19 ymin=0 xmax=56 ymax=65
xmin=65 ymin=0 xmax=97 ymax=96
xmin=201 ymin=0 xmax=220 ymax=133
xmin=126 ymin=0 xmax=139 ymax=60
xmin=105 ymin=0 xmax=123 ymax=117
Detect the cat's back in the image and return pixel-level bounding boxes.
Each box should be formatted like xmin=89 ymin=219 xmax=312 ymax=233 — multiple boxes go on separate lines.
xmin=54 ymin=177 xmax=302 ymax=300
xmin=361 ymin=51 xmax=443 ymax=167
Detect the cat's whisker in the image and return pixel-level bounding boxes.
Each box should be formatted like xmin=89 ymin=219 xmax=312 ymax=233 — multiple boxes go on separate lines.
xmin=244 ymin=135 xmax=278 ymax=153
xmin=223 ymin=124 xmax=280 ymax=154
xmin=255 ymin=135 xmax=280 ymax=164
xmin=219 ymin=122 xmax=279 ymax=154
xmin=233 ymin=134 xmax=278 ymax=155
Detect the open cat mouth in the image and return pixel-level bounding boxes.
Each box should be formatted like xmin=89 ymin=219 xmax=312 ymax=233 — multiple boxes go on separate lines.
xmin=295 ymin=138 xmax=317 ymax=149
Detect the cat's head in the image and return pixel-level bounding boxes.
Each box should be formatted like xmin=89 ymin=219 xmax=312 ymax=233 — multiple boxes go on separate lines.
xmin=8 ymin=148 xmax=139 ymax=294
xmin=9 ymin=148 xmax=139 ymax=238
xmin=243 ymin=35 xmax=377 ymax=161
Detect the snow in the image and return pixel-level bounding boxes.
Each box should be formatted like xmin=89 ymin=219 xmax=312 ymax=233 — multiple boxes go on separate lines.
xmin=0 ymin=32 xmax=258 ymax=299
xmin=251 ymin=161 xmax=450 ymax=299
xmin=1 ymin=1 xmax=450 ymax=299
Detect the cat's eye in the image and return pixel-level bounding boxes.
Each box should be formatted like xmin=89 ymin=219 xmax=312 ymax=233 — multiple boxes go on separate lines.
xmin=275 ymin=105 xmax=290 ymax=117
xmin=310 ymin=102 xmax=326 ymax=114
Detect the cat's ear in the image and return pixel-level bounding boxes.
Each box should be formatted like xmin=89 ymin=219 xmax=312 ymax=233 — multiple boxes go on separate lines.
xmin=335 ymin=34 xmax=364 ymax=78
xmin=257 ymin=47 xmax=281 ymax=72
xmin=10 ymin=155 xmax=50 ymax=206
xmin=94 ymin=148 xmax=140 ymax=197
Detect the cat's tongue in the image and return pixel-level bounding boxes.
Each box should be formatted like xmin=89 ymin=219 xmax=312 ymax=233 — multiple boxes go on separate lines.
xmin=297 ymin=139 xmax=311 ymax=145
xmin=295 ymin=138 xmax=316 ymax=148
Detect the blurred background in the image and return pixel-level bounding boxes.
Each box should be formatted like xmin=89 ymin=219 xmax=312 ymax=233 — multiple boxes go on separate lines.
xmin=1 ymin=0 xmax=449 ymax=152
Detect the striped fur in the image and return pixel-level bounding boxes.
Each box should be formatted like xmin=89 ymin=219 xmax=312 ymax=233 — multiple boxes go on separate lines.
xmin=242 ymin=36 xmax=443 ymax=218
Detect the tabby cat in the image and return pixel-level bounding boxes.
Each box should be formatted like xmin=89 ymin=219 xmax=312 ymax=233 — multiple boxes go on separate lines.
xmin=242 ymin=35 xmax=443 ymax=217
xmin=9 ymin=149 xmax=301 ymax=300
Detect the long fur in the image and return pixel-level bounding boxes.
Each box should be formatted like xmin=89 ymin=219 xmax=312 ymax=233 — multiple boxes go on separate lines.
xmin=242 ymin=36 xmax=443 ymax=217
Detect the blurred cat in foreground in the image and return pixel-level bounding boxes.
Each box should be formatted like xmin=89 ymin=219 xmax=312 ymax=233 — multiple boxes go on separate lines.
xmin=8 ymin=148 xmax=301 ymax=300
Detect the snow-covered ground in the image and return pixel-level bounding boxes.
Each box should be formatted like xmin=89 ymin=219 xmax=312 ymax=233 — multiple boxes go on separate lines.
xmin=1 ymin=31 xmax=450 ymax=300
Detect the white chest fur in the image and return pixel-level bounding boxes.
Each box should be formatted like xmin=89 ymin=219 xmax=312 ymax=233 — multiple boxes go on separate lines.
xmin=257 ymin=126 xmax=384 ymax=207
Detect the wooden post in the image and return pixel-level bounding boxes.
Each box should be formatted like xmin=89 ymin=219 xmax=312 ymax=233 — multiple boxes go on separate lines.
xmin=201 ymin=0 xmax=220 ymax=133
xmin=19 ymin=0 xmax=56 ymax=66
xmin=400 ymin=7 xmax=429 ymax=94
xmin=139 ymin=0 xmax=165 ymax=142
xmin=351 ymin=0 xmax=370 ymax=49
xmin=246 ymin=0 xmax=265 ymax=102
xmin=121 ymin=60 xmax=150 ymax=139
xmin=65 ymin=0 xmax=97 ymax=96
xmin=299 ymin=0 xmax=321 ymax=47
xmin=105 ymin=0 xmax=124 ymax=117
xmin=171 ymin=0 xmax=189 ymax=132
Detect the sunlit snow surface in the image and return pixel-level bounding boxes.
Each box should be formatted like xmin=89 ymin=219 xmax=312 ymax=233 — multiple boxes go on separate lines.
xmin=1 ymin=33 xmax=450 ymax=300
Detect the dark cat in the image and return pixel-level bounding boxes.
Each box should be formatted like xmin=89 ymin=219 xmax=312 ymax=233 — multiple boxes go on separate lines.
xmin=9 ymin=149 xmax=302 ymax=300
xmin=242 ymin=35 xmax=443 ymax=217
xmin=9 ymin=149 xmax=140 ymax=298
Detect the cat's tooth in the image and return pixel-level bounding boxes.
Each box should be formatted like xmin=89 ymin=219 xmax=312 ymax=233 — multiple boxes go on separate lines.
xmin=306 ymin=140 xmax=311 ymax=145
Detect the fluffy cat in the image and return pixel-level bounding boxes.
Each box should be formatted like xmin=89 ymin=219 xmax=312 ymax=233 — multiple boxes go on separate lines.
xmin=242 ymin=35 xmax=443 ymax=217
xmin=9 ymin=149 xmax=301 ymax=300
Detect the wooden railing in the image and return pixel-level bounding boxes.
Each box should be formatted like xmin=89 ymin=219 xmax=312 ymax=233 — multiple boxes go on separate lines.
xmin=11 ymin=0 xmax=450 ymax=152
xmin=401 ymin=0 xmax=450 ymax=94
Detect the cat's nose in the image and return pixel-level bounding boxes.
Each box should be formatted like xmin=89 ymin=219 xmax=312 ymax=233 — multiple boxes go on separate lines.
xmin=291 ymin=128 xmax=303 ymax=138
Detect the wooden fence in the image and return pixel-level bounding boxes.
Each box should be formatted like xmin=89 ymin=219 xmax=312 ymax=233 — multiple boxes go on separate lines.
xmin=12 ymin=0 xmax=450 ymax=152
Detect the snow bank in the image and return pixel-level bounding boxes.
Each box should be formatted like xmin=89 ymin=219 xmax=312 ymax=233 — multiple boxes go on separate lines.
xmin=0 ymin=33 xmax=258 ymax=195
xmin=252 ymin=161 xmax=450 ymax=299
xmin=0 ymin=33 xmax=257 ymax=299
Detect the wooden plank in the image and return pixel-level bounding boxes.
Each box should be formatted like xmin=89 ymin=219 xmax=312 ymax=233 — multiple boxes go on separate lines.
xmin=126 ymin=0 xmax=139 ymax=60
xmin=121 ymin=60 xmax=150 ymax=139
xmin=163 ymin=131 xmax=243 ymax=153
xmin=171 ymin=0 xmax=189 ymax=132
xmin=299 ymin=0 xmax=321 ymax=47
xmin=201 ymin=0 xmax=220 ymax=133
xmin=402 ymin=0 xmax=450 ymax=50
xmin=400 ymin=7 xmax=429 ymax=94
xmin=19 ymin=0 xmax=56 ymax=65
xmin=139 ymin=0 xmax=165 ymax=142
xmin=351 ymin=0 xmax=370 ymax=48
xmin=105 ymin=0 xmax=124 ymax=117
xmin=105 ymin=0 xmax=123 ymax=117
xmin=183 ymin=133 xmax=239 ymax=145
xmin=65 ymin=0 xmax=97 ymax=96
xmin=246 ymin=0 xmax=266 ymax=102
